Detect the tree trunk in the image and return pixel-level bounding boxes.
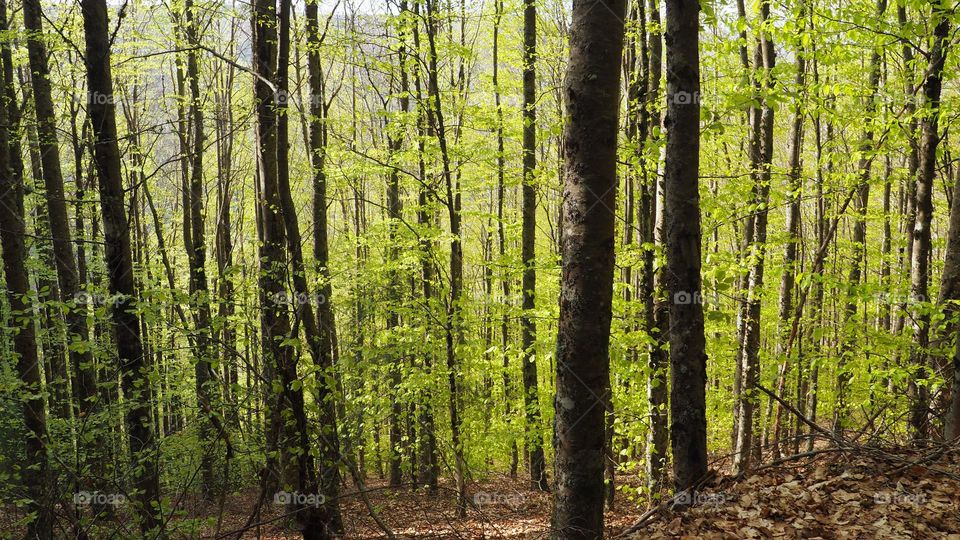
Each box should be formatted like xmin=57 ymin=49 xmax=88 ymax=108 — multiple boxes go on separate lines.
xmin=24 ymin=0 xmax=100 ymax=445
xmin=182 ymin=0 xmax=220 ymax=497
xmin=0 ymin=1 xmax=51 ymax=532
xmin=386 ymin=69 xmax=405 ymax=488
xmin=80 ymin=0 xmax=162 ymax=531
xmin=909 ymin=0 xmax=950 ymax=445
xmin=770 ymin=1 xmax=807 ymax=458
xmin=834 ymin=0 xmax=886 ymax=435
xmin=644 ymin=0 xmax=669 ymax=498
xmin=733 ymin=0 xmax=775 ymax=474
xmin=492 ymin=0 xmax=519 ymax=479
xmin=551 ymin=0 xmax=625 ymax=534
xmin=423 ymin=0 xmax=466 ymax=515
xmin=664 ymin=0 xmax=707 ymax=497
xmin=938 ymin=162 xmax=960 ymax=439
xmin=306 ymin=2 xmax=348 ymax=515
xmin=521 ymin=0 xmax=547 ymax=492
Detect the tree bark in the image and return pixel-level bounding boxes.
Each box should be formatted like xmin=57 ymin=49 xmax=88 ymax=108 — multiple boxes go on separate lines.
xmin=23 ymin=0 xmax=99 ymax=438
xmin=409 ymin=2 xmax=441 ymax=489
xmin=664 ymin=0 xmax=708 ymax=495
xmin=521 ymin=0 xmax=547 ymax=492
xmin=644 ymin=0 xmax=669 ymax=497
xmin=733 ymin=0 xmax=775 ymax=474
xmin=80 ymin=0 xmax=162 ymax=531
xmin=492 ymin=0 xmax=519 ymax=479
xmin=0 ymin=1 xmax=51 ymax=532
xmin=909 ymin=0 xmax=950 ymax=445
xmin=770 ymin=0 xmax=807 ymax=458
xmin=423 ymin=0 xmax=466 ymax=515
xmin=182 ymin=0 xmax=220 ymax=497
xmin=551 ymin=0 xmax=625 ymax=534
xmin=834 ymin=0 xmax=886 ymax=435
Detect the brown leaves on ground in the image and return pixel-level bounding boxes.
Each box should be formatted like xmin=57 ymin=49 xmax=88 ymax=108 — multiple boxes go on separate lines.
xmin=630 ymin=445 xmax=960 ymax=539
xmin=195 ymin=475 xmax=641 ymax=538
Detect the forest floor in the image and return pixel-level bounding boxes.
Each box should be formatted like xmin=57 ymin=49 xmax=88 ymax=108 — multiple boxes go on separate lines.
xmin=198 ymin=444 xmax=960 ymax=538
xmin=5 ymin=444 xmax=959 ymax=538
xmin=627 ymin=443 xmax=960 ymax=539
xmin=198 ymin=474 xmax=643 ymax=538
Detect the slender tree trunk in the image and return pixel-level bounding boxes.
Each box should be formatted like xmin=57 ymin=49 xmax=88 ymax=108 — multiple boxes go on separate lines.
xmin=733 ymin=0 xmax=775 ymax=474
xmin=386 ymin=68 xmax=405 ymax=488
xmin=491 ymin=0 xmax=519 ymax=479
xmin=834 ymin=0 xmax=886 ymax=436
xmin=909 ymin=0 xmax=950 ymax=445
xmin=644 ymin=0 xmax=669 ymax=497
xmin=771 ymin=2 xmax=807 ymax=458
xmin=306 ymin=3 xmax=348 ymax=515
xmin=894 ymin=1 xmax=919 ymax=369
xmin=407 ymin=4 xmax=441 ymax=490
xmin=0 ymin=2 xmax=51 ymax=532
xmin=937 ymin=161 xmax=960 ymax=439
xmin=521 ymin=0 xmax=547 ymax=492
xmin=551 ymin=0 xmax=625 ymax=534
xmin=182 ymin=0 xmax=220 ymax=497
xmin=424 ymin=0 xmax=466 ymax=515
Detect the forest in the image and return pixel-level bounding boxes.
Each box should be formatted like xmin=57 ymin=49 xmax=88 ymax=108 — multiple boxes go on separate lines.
xmin=2 ymin=0 xmax=960 ymax=537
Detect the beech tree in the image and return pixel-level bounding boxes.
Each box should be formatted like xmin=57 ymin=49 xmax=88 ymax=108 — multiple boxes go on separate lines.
xmin=551 ymin=0 xmax=626 ymax=535
xmin=81 ymin=0 xmax=162 ymax=531
xmin=663 ymin=0 xmax=707 ymax=496
xmin=0 ymin=1 xmax=50 ymax=535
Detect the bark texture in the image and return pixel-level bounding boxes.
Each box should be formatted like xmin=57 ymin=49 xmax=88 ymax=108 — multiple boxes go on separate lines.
xmin=664 ymin=0 xmax=708 ymax=494
xmin=81 ymin=0 xmax=162 ymax=531
xmin=551 ymin=0 xmax=625 ymax=535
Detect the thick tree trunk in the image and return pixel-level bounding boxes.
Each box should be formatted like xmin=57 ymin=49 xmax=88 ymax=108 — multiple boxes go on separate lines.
xmin=664 ymin=0 xmax=707 ymax=496
xmin=551 ymin=0 xmax=625 ymax=535
xmin=80 ymin=0 xmax=162 ymax=532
